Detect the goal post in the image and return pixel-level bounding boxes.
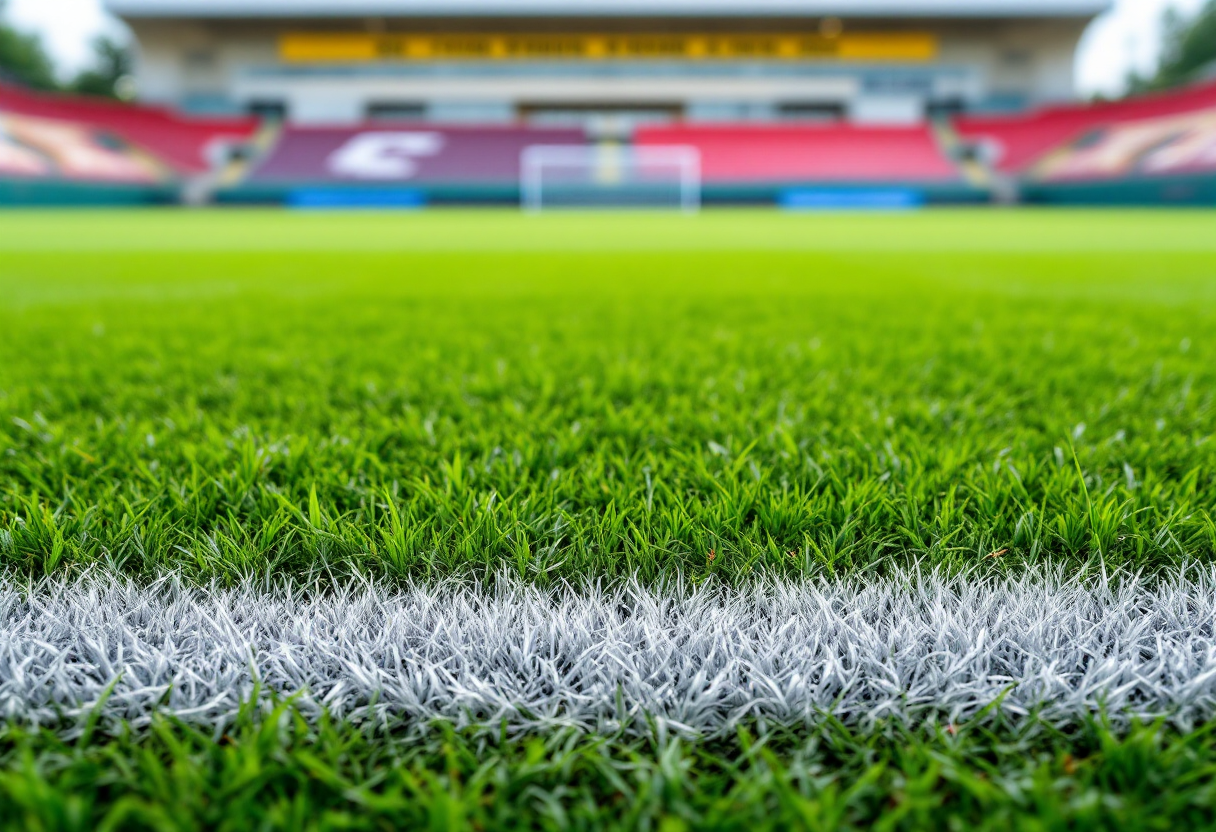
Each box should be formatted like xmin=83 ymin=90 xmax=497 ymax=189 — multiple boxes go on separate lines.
xmin=520 ymin=144 xmax=701 ymax=211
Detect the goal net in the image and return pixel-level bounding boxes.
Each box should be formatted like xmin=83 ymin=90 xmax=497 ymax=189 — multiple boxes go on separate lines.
xmin=520 ymin=145 xmax=701 ymax=211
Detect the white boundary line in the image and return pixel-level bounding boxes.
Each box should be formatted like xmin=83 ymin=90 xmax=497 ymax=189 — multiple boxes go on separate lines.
xmin=4 ymin=568 xmax=1216 ymax=736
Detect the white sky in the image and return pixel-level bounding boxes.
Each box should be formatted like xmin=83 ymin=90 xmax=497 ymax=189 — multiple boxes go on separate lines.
xmin=2 ymin=0 xmax=1208 ymax=96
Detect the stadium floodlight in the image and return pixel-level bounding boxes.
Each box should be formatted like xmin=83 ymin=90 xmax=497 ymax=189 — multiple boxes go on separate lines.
xmin=520 ymin=144 xmax=701 ymax=212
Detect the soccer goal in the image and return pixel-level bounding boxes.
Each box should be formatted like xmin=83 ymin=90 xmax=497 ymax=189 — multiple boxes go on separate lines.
xmin=520 ymin=144 xmax=701 ymax=211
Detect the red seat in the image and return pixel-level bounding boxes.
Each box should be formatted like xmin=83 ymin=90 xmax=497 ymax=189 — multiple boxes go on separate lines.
xmin=635 ymin=124 xmax=962 ymax=183
xmin=0 ymin=83 xmax=257 ymax=175
xmin=0 ymin=112 xmax=163 ymax=182
xmin=955 ymin=81 xmax=1216 ymax=174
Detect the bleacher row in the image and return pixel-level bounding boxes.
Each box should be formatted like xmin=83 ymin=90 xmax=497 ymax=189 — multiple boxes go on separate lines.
xmin=3 ymin=79 xmax=1216 ymax=206
xmin=0 ymin=83 xmax=257 ymax=204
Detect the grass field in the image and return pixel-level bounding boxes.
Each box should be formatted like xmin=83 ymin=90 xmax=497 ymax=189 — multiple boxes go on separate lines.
xmin=3 ymin=210 xmax=1216 ymax=583
xmin=4 ymin=209 xmax=1216 ymax=829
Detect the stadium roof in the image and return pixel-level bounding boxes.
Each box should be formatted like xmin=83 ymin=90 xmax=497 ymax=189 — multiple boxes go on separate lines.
xmin=104 ymin=0 xmax=1112 ymax=19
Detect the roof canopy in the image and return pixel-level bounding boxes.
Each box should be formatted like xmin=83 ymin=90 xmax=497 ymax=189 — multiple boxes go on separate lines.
xmin=105 ymin=0 xmax=1112 ymax=19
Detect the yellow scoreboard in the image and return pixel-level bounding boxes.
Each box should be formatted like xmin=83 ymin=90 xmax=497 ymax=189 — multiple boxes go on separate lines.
xmin=280 ymin=32 xmax=938 ymax=63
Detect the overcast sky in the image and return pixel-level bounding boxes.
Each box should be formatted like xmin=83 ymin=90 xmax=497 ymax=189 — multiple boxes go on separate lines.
xmin=3 ymin=0 xmax=1208 ymax=96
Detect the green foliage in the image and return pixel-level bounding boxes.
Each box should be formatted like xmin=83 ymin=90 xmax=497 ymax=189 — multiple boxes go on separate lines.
xmin=1 ymin=211 xmax=1215 ymax=585
xmin=68 ymin=37 xmax=133 ymax=100
xmin=0 ymin=5 xmax=57 ymax=91
xmin=3 ymin=702 xmax=1216 ymax=830
xmin=0 ymin=11 xmax=132 ymax=100
xmin=1132 ymin=0 xmax=1216 ymax=91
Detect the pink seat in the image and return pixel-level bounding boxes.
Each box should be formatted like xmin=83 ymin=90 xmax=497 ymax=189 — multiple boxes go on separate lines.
xmin=0 ymin=83 xmax=257 ymax=175
xmin=955 ymin=81 xmax=1216 ymax=174
xmin=635 ymin=124 xmax=962 ymax=183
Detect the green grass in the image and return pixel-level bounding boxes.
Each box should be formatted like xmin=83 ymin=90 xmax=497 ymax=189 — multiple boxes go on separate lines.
xmin=5 ymin=208 xmax=1216 ymax=830
xmin=3 ymin=209 xmax=1216 ymax=584
xmin=6 ymin=702 xmax=1216 ymax=831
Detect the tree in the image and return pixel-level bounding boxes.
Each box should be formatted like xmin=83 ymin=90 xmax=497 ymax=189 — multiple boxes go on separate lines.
xmin=0 ymin=2 xmax=58 ymax=91
xmin=1133 ymin=0 xmax=1216 ymax=91
xmin=70 ymin=37 xmax=133 ymax=99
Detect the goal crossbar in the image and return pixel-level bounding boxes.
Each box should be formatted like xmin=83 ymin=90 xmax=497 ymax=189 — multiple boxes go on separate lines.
xmin=520 ymin=144 xmax=702 ymax=212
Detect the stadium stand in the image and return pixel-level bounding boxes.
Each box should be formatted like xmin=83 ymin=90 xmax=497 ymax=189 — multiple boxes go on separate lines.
xmin=954 ymin=81 xmax=1216 ymax=175
xmin=0 ymin=114 xmax=170 ymax=203
xmin=0 ymin=83 xmax=257 ymax=175
xmin=636 ymin=124 xmax=962 ymax=184
xmin=0 ymin=113 xmax=161 ymax=182
xmin=4 ymin=79 xmax=1216 ymax=206
xmin=953 ymin=81 xmax=1216 ymax=204
xmin=635 ymin=122 xmax=983 ymax=205
xmin=228 ymin=125 xmax=587 ymax=204
xmin=0 ymin=83 xmax=258 ymax=204
xmin=1035 ymin=109 xmax=1216 ymax=181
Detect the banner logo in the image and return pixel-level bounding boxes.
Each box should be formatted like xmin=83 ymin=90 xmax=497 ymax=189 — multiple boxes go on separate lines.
xmin=327 ymin=132 xmax=445 ymax=180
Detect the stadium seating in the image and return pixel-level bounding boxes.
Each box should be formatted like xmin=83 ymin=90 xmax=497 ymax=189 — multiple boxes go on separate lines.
xmin=4 ymin=79 xmax=1216 ymax=205
xmin=0 ymin=83 xmax=257 ymax=175
xmin=635 ymin=123 xmax=964 ymax=184
xmin=0 ymin=111 xmax=162 ymax=182
xmin=230 ymin=124 xmax=587 ymax=203
xmin=954 ymin=81 xmax=1216 ymax=175
xmin=246 ymin=125 xmax=587 ymax=185
xmin=1033 ymin=108 xmax=1216 ymax=182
